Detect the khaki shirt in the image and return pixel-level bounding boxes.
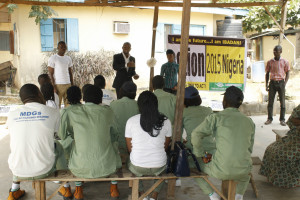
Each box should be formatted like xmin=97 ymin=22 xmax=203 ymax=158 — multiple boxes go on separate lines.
xmin=154 ymin=89 xmax=176 ymax=124
xmin=183 ymin=106 xmax=213 ymax=150
xmin=59 ymin=103 xmax=121 ymax=178
xmin=191 ymin=107 xmax=255 ymax=180
xmin=110 ymin=97 xmax=139 ymax=152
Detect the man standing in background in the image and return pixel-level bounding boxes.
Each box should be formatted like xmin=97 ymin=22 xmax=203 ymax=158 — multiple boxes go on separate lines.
xmin=48 ymin=41 xmax=74 ymax=108
xmin=160 ymin=49 xmax=179 ymax=94
xmin=265 ymin=45 xmax=290 ymax=126
xmin=112 ymin=42 xmax=139 ymax=99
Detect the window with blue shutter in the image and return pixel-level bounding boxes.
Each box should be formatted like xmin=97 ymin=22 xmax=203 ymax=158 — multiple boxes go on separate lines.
xmin=190 ymin=25 xmax=205 ymax=36
xmin=172 ymin=24 xmax=181 ymax=34
xmin=40 ymin=19 xmax=54 ymax=52
xmin=40 ymin=18 xmax=79 ymax=52
xmin=66 ymin=18 xmax=79 ymax=51
xmin=0 ymin=31 xmax=10 ymax=51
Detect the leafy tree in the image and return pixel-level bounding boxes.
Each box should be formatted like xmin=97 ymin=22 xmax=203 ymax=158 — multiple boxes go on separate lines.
xmin=7 ymin=3 xmax=58 ymax=24
xmin=219 ymin=0 xmax=300 ymax=33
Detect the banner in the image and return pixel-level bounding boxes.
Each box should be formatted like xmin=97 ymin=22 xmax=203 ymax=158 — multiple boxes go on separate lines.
xmin=167 ymin=35 xmax=247 ymax=91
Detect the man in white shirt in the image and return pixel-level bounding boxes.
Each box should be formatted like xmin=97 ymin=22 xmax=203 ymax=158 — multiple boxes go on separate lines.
xmin=48 ymin=41 xmax=74 ymax=108
xmin=7 ymin=84 xmax=66 ymax=200
xmin=94 ymin=75 xmax=117 ymax=105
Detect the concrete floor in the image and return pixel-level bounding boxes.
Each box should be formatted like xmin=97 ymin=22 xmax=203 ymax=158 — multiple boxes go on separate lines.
xmin=0 ymin=115 xmax=299 ymax=200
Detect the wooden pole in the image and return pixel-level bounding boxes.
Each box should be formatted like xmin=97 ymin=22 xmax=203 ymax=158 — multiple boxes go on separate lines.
xmin=171 ymin=0 xmax=191 ymax=148
xmin=149 ymin=5 xmax=159 ymax=91
xmin=279 ymin=0 xmax=287 ymax=45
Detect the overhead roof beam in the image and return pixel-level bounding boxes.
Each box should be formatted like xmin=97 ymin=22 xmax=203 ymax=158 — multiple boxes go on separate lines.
xmin=0 ymin=0 xmax=283 ymax=8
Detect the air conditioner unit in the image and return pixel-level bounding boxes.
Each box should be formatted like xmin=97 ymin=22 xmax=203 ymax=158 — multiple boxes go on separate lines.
xmin=114 ymin=22 xmax=130 ymax=34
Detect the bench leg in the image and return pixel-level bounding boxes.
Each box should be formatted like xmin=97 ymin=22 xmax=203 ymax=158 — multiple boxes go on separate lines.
xmin=222 ymin=180 xmax=236 ymax=200
xmin=34 ymin=181 xmax=46 ymax=200
xmin=131 ymin=179 xmax=139 ymax=200
xmin=203 ymin=177 xmax=227 ymax=200
xmin=167 ymin=179 xmax=176 ymax=199
xmin=139 ymin=179 xmax=164 ymax=200
xmin=250 ymin=174 xmax=259 ymax=198
xmin=129 ymin=180 xmax=133 ymax=188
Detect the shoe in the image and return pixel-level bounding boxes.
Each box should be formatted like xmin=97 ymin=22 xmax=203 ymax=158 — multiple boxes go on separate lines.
xmin=58 ymin=186 xmax=73 ymax=200
xmin=209 ymin=192 xmax=220 ymax=200
xmin=143 ymin=197 xmax=149 ymax=200
xmin=264 ymin=120 xmax=272 ymax=125
xmin=110 ymin=184 xmax=119 ymax=199
xmin=7 ymin=189 xmax=25 ymax=200
xmin=235 ymin=194 xmax=243 ymax=200
xmin=74 ymin=186 xmax=84 ymax=200
xmin=280 ymin=121 xmax=287 ymax=126
xmin=176 ymin=179 xmax=181 ymax=187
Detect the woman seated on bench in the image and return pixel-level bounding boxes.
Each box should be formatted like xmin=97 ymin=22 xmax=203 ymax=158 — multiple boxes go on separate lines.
xmin=260 ymin=104 xmax=300 ymax=188
xmin=125 ymin=91 xmax=172 ymax=200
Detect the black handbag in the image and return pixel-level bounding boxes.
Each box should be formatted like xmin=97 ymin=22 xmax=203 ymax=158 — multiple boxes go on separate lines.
xmin=166 ymin=141 xmax=201 ymax=177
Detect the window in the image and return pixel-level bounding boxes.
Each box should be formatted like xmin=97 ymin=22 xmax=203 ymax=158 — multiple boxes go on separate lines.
xmin=40 ymin=18 xmax=79 ymax=52
xmin=0 ymin=31 xmax=10 ymax=51
xmin=53 ymin=19 xmax=66 ymax=48
xmin=156 ymin=23 xmax=206 ymax=52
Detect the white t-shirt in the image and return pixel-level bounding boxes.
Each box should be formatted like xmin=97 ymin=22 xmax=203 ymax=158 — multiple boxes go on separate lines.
xmin=102 ymin=89 xmax=117 ymax=105
xmin=7 ymin=102 xmax=60 ymax=177
xmin=46 ymin=100 xmax=59 ymax=109
xmin=48 ymin=54 xmax=72 ymax=84
xmin=125 ymin=114 xmax=172 ymax=168
xmin=54 ymin=93 xmax=59 ymax=107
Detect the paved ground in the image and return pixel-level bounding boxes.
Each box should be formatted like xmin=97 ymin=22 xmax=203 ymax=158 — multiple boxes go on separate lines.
xmin=0 ymin=114 xmax=299 ymax=200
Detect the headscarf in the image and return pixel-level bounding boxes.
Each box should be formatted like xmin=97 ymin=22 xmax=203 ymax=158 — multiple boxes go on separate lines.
xmin=287 ymin=104 xmax=300 ymax=130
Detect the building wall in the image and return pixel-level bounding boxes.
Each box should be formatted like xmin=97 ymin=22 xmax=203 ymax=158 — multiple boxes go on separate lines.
xmin=0 ymin=23 xmax=13 ymax=64
xmin=262 ymin=35 xmax=297 ymax=68
xmin=11 ymin=5 xmax=224 ymax=88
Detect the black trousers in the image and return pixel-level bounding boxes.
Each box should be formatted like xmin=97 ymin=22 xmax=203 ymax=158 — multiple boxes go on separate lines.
xmin=267 ymin=80 xmax=286 ymax=121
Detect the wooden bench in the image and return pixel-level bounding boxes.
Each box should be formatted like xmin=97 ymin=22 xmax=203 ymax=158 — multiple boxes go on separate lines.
xmin=20 ymin=167 xmax=231 ymax=200
xmin=272 ymin=129 xmax=288 ymax=141
xmin=19 ymin=165 xmax=259 ymax=200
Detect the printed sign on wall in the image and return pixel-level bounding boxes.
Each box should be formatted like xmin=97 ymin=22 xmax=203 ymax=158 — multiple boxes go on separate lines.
xmin=167 ymin=35 xmax=247 ymax=91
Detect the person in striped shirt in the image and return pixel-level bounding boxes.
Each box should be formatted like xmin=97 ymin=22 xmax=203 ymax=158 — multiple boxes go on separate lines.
xmin=265 ymin=45 xmax=290 ymax=126
xmin=160 ymin=49 xmax=179 ymax=94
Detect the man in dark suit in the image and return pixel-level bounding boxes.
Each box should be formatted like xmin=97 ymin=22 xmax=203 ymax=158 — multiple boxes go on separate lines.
xmin=113 ymin=42 xmax=139 ymax=99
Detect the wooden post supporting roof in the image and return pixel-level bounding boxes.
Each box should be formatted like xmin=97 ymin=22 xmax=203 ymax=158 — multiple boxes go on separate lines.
xmin=171 ymin=0 xmax=191 ymax=148
xmin=149 ymin=5 xmax=159 ymax=92
xmin=279 ymin=0 xmax=287 ymax=45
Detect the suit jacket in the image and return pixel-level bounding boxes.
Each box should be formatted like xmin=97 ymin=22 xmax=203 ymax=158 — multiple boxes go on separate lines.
xmin=112 ymin=53 xmax=136 ymax=89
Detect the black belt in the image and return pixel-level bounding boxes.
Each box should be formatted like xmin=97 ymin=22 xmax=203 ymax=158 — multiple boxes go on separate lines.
xmin=271 ymin=80 xmax=284 ymax=83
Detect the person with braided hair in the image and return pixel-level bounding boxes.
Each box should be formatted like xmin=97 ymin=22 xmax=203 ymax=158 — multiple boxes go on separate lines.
xmin=125 ymin=91 xmax=172 ymax=200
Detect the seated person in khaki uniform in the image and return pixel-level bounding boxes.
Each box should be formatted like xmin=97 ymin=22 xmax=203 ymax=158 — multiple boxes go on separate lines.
xmin=7 ymin=84 xmax=66 ymax=200
xmin=152 ymin=75 xmax=176 ymax=124
xmin=192 ymin=86 xmax=255 ymax=200
xmin=58 ymin=85 xmax=121 ymax=200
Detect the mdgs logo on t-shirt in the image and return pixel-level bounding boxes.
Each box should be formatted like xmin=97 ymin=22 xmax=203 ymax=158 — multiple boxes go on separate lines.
xmin=13 ymin=111 xmax=49 ymax=122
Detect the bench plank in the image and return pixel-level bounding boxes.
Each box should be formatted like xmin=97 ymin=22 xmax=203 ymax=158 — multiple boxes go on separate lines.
xmin=28 ymin=170 xmax=206 ymax=182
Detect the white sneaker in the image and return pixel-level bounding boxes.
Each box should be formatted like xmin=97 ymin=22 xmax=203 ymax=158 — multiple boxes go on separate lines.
xmin=209 ymin=192 xmax=220 ymax=200
xmin=235 ymin=194 xmax=243 ymax=200
xmin=149 ymin=198 xmax=157 ymax=200
xmin=176 ymin=179 xmax=181 ymax=187
xmin=143 ymin=197 xmax=149 ymax=200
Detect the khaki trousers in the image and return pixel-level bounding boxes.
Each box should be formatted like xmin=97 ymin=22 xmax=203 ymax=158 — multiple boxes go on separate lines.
xmin=56 ymin=84 xmax=71 ymax=108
